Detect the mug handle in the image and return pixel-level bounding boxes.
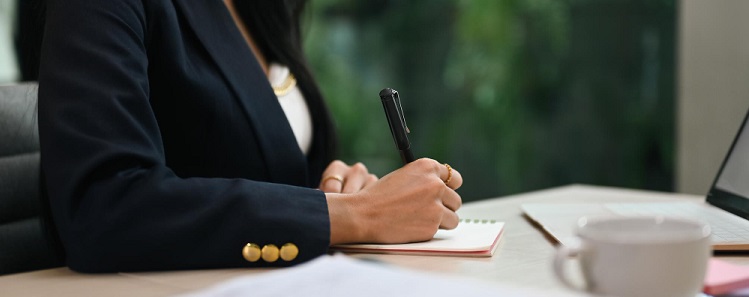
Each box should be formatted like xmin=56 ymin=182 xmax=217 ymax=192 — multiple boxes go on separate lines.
xmin=553 ymin=239 xmax=587 ymax=292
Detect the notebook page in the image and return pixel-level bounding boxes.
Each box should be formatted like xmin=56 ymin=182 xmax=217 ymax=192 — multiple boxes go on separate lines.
xmin=332 ymin=220 xmax=504 ymax=254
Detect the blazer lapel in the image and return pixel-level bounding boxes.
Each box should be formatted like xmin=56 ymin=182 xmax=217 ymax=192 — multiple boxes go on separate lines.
xmin=173 ymin=0 xmax=310 ymax=186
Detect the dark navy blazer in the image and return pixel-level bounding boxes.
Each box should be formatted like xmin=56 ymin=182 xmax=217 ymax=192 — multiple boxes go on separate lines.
xmin=38 ymin=0 xmax=334 ymax=272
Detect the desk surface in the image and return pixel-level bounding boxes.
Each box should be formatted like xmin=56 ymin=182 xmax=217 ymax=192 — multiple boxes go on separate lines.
xmin=2 ymin=184 xmax=747 ymax=296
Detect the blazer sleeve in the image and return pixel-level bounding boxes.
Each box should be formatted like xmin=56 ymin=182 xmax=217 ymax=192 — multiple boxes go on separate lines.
xmin=38 ymin=0 xmax=330 ymax=272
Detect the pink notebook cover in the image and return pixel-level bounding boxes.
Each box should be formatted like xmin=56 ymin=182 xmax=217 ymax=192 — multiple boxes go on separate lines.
xmin=704 ymin=259 xmax=749 ymax=295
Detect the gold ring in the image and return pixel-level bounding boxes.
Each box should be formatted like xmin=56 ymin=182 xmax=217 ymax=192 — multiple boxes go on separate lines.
xmin=322 ymin=174 xmax=344 ymax=185
xmin=443 ymin=163 xmax=452 ymax=185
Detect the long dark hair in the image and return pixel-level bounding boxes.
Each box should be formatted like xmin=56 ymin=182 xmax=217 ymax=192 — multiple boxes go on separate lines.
xmin=233 ymin=0 xmax=338 ymax=181
xmin=15 ymin=0 xmax=46 ymax=81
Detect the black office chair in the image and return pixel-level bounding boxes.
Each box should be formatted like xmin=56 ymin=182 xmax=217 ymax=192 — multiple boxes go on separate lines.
xmin=0 ymin=83 xmax=63 ymax=275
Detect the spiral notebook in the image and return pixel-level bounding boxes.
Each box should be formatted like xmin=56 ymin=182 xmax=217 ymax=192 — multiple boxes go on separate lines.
xmin=332 ymin=219 xmax=505 ymax=257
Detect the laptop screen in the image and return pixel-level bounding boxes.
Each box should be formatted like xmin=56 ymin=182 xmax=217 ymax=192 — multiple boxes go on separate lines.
xmin=708 ymin=109 xmax=749 ymax=219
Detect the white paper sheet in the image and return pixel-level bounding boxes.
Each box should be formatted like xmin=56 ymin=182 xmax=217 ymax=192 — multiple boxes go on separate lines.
xmin=175 ymin=254 xmax=585 ymax=297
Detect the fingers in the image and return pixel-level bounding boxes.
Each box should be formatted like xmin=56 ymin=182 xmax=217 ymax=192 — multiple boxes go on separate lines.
xmin=342 ymin=163 xmax=369 ymax=193
xmin=439 ymin=206 xmax=460 ymax=230
xmin=420 ymin=158 xmax=462 ymax=229
xmin=415 ymin=158 xmax=464 ymax=190
xmin=320 ymin=161 xmax=346 ymax=193
xmin=444 ymin=166 xmax=463 ymax=190
xmin=320 ymin=161 xmax=379 ymax=193
xmin=434 ymin=161 xmax=463 ymax=190
xmin=362 ymin=173 xmax=378 ymax=189
xmin=439 ymin=183 xmax=461 ymax=230
xmin=441 ymin=187 xmax=462 ymax=212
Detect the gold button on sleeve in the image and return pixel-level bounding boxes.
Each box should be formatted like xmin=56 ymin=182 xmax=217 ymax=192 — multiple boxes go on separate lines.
xmin=261 ymin=244 xmax=279 ymax=262
xmin=280 ymin=243 xmax=299 ymax=261
xmin=242 ymin=243 xmax=261 ymax=262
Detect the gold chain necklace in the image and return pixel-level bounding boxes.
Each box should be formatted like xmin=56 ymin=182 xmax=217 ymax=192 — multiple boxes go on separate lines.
xmin=272 ymin=73 xmax=297 ymax=96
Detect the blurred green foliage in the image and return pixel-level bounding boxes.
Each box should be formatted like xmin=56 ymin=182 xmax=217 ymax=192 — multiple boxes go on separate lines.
xmin=304 ymin=0 xmax=675 ymax=201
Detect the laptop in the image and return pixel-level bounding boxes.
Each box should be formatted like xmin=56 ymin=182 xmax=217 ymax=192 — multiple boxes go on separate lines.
xmin=522 ymin=109 xmax=749 ymax=251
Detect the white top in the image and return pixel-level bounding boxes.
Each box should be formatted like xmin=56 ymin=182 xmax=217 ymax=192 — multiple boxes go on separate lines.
xmin=268 ymin=63 xmax=313 ymax=155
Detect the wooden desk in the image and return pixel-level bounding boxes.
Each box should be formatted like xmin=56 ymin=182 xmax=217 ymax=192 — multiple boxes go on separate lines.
xmin=2 ymin=185 xmax=747 ymax=296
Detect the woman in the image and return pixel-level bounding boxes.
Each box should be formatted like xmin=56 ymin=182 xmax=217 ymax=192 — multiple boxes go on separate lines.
xmin=38 ymin=0 xmax=462 ymax=272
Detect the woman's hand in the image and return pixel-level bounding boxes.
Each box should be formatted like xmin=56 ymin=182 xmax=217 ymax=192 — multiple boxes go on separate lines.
xmin=319 ymin=160 xmax=378 ymax=193
xmin=326 ymin=158 xmax=463 ymax=245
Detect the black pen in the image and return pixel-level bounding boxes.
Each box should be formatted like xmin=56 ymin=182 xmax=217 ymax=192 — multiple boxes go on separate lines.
xmin=379 ymin=88 xmax=416 ymax=164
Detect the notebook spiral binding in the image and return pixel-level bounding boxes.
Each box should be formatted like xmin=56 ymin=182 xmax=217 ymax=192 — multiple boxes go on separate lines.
xmin=458 ymin=219 xmax=497 ymax=224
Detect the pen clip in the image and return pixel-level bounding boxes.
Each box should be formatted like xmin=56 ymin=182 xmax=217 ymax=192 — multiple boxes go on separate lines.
xmin=393 ymin=91 xmax=410 ymax=134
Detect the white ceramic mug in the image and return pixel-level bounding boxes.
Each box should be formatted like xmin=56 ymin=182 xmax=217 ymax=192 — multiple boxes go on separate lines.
xmin=553 ymin=216 xmax=711 ymax=297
